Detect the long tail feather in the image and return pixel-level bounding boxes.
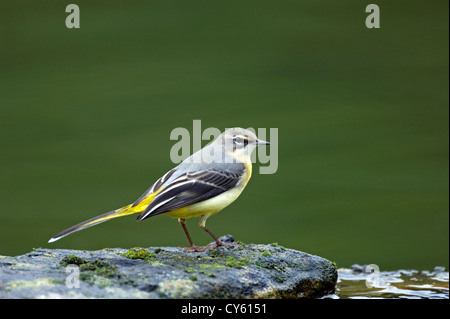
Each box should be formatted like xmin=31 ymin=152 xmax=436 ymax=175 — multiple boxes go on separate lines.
xmin=48 ymin=205 xmax=137 ymax=243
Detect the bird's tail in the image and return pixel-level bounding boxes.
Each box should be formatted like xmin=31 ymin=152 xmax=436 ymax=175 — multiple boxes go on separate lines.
xmin=48 ymin=204 xmax=139 ymax=243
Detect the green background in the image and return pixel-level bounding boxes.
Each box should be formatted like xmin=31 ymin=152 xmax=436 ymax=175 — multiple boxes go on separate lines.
xmin=1 ymin=1 xmax=448 ymax=270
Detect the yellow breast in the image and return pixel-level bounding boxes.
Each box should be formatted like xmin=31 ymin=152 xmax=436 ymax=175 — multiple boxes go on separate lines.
xmin=165 ymin=161 xmax=253 ymax=219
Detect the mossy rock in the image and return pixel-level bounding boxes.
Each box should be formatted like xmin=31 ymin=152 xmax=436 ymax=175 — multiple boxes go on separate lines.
xmin=0 ymin=235 xmax=337 ymax=298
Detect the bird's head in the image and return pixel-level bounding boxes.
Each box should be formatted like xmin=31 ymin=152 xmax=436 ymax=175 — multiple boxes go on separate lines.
xmin=218 ymin=127 xmax=270 ymax=159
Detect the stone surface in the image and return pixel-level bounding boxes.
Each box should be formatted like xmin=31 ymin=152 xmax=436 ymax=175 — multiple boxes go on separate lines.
xmin=0 ymin=235 xmax=337 ymax=299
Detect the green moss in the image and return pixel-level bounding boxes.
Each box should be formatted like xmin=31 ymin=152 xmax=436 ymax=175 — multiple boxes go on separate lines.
xmin=59 ymin=256 xmax=119 ymax=287
xmin=183 ymin=262 xmax=226 ymax=278
xmin=199 ymin=264 xmax=225 ymax=277
xmin=270 ymin=243 xmax=286 ymax=251
xmin=256 ymin=259 xmax=286 ymax=273
xmin=208 ymin=249 xmax=226 ymax=258
xmin=60 ymin=255 xmax=87 ymax=266
xmin=225 ymin=256 xmax=249 ymax=268
xmin=48 ymin=278 xmax=65 ymax=285
xmin=200 ymin=270 xmax=215 ymax=277
xmin=79 ymin=259 xmax=117 ymax=277
xmin=184 ymin=266 xmax=197 ymax=273
xmin=77 ymin=259 xmax=119 ymax=287
xmin=121 ymin=248 xmax=156 ymax=262
xmin=256 ymin=260 xmax=275 ymax=269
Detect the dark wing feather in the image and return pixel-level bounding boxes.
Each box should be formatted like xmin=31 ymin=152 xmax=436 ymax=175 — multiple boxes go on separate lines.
xmin=131 ymin=168 xmax=177 ymax=207
xmin=136 ymin=168 xmax=243 ymax=220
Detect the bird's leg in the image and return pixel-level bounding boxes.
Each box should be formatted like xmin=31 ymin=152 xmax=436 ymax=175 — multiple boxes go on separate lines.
xmin=199 ymin=215 xmax=236 ymax=249
xmin=178 ymin=218 xmax=208 ymax=252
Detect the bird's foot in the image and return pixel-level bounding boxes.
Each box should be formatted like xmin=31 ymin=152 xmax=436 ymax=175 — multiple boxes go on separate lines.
xmin=208 ymin=234 xmax=237 ymax=249
xmin=181 ymin=240 xmax=237 ymax=252
xmin=181 ymin=245 xmax=210 ymax=252
xmin=208 ymin=240 xmax=238 ymax=249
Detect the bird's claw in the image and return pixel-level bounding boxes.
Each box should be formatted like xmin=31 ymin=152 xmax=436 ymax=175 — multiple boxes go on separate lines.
xmin=181 ymin=240 xmax=237 ymax=252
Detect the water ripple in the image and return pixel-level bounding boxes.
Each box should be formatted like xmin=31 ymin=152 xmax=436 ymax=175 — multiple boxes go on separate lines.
xmin=324 ymin=265 xmax=449 ymax=299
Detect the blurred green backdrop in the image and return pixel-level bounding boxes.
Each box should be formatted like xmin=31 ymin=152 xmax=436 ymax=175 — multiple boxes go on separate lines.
xmin=0 ymin=1 xmax=448 ymax=270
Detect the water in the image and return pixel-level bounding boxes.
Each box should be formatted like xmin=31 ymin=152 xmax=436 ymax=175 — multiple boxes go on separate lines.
xmin=326 ymin=265 xmax=449 ymax=299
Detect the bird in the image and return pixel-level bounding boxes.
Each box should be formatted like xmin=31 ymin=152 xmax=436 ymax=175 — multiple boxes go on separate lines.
xmin=48 ymin=127 xmax=270 ymax=251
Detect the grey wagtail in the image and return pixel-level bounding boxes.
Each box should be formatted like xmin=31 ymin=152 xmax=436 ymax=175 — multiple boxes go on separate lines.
xmin=48 ymin=128 xmax=269 ymax=251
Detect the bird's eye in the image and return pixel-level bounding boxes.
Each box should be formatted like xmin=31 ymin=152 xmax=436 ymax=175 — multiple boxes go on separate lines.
xmin=234 ymin=136 xmax=244 ymax=144
xmin=233 ymin=135 xmax=248 ymax=147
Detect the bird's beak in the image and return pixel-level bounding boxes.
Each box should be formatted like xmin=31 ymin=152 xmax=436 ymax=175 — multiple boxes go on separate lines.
xmin=256 ymin=139 xmax=270 ymax=145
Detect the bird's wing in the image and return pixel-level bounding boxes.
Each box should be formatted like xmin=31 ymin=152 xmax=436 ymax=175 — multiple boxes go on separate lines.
xmin=131 ymin=168 xmax=178 ymax=208
xmin=136 ymin=166 xmax=244 ymax=221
